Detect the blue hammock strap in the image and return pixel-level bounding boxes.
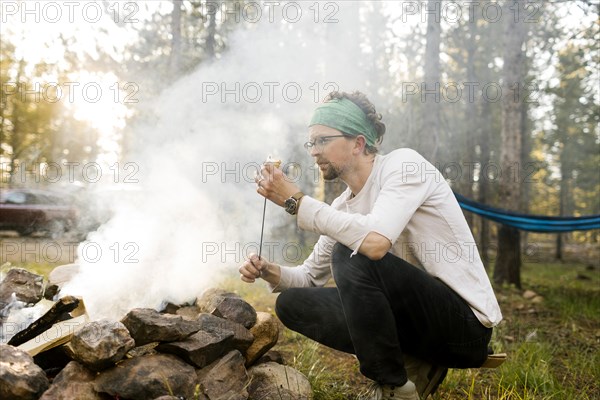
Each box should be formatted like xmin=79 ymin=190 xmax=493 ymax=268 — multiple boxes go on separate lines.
xmin=454 ymin=192 xmax=600 ymax=233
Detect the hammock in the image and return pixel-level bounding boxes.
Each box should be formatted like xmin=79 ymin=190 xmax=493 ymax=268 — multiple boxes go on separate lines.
xmin=454 ymin=193 xmax=600 ymax=233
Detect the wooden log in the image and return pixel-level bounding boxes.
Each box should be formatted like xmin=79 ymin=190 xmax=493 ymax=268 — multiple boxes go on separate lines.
xmin=8 ymin=296 xmax=80 ymax=346
xmin=480 ymin=353 xmax=508 ymax=368
xmin=13 ymin=297 xmax=89 ymax=357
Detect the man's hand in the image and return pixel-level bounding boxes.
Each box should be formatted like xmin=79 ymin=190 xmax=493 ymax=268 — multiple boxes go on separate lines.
xmin=239 ymin=253 xmax=281 ymax=286
xmin=255 ymin=163 xmax=300 ymax=207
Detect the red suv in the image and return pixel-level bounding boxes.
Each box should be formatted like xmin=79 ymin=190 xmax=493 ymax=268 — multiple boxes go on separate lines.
xmin=0 ymin=188 xmax=79 ymax=237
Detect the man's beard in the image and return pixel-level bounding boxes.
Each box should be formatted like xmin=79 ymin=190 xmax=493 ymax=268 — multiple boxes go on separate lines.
xmin=320 ymin=162 xmax=343 ymax=181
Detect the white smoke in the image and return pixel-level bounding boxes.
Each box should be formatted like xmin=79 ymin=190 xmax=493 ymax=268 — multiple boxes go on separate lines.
xmin=61 ymin=2 xmax=372 ymax=319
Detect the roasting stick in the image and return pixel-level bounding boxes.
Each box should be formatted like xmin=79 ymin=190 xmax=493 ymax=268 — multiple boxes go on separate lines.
xmin=258 ymin=197 xmax=267 ymax=260
xmin=258 ymin=157 xmax=281 ymax=263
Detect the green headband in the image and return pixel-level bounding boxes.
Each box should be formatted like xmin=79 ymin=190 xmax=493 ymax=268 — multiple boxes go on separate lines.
xmin=309 ymin=98 xmax=378 ymax=147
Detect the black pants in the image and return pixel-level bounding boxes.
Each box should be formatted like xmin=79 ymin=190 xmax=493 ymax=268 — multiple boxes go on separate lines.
xmin=275 ymin=243 xmax=492 ymax=386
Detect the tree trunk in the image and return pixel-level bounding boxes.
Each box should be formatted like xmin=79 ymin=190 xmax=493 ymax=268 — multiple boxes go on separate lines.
xmin=520 ymin=90 xmax=531 ymax=253
xmin=495 ymin=226 xmax=522 ymax=287
xmin=169 ymin=0 xmax=182 ymax=76
xmin=556 ymin=164 xmax=568 ymax=260
xmin=205 ymin=0 xmax=218 ymax=58
xmin=366 ymin=1 xmax=385 ymax=99
xmin=474 ymin=17 xmax=492 ymax=266
xmin=479 ymin=91 xmax=492 ymax=266
xmin=493 ymin=0 xmax=528 ymax=288
xmin=8 ymin=61 xmax=25 ymax=184
xmin=0 ymin=82 xmax=5 ymax=155
xmin=464 ymin=17 xmax=477 ymax=229
xmin=421 ymin=0 xmax=442 ymax=162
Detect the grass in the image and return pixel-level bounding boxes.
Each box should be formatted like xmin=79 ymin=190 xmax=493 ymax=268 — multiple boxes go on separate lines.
xmin=432 ymin=261 xmax=599 ymax=399
xmin=6 ymin=245 xmax=598 ymax=399
xmin=222 ymin=261 xmax=599 ymax=399
xmin=1 ymin=235 xmax=76 ymax=278
xmin=283 ymin=331 xmax=362 ymax=399
xmin=1 ymin=261 xmax=56 ymax=279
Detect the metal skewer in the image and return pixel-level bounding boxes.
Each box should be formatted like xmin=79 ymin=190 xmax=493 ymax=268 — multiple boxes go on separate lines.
xmin=257 ymin=157 xmax=281 ymax=262
xmin=258 ymin=196 xmax=267 ymax=260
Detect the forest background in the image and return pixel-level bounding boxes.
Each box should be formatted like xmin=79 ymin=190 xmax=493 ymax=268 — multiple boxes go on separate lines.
xmin=1 ymin=0 xmax=598 ymax=300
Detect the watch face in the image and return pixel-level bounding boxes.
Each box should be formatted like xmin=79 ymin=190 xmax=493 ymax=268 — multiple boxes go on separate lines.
xmin=285 ymin=198 xmax=297 ymax=214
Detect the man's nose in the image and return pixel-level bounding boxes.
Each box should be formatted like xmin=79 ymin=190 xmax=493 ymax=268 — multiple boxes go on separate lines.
xmin=310 ymin=146 xmax=320 ymax=157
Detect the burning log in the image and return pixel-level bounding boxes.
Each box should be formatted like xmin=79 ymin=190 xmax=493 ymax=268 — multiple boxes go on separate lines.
xmin=13 ymin=297 xmax=88 ymax=357
xmin=7 ymin=296 xmax=80 ymax=347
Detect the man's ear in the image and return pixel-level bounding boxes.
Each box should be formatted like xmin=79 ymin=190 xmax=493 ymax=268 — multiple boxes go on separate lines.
xmin=353 ymin=135 xmax=367 ymax=154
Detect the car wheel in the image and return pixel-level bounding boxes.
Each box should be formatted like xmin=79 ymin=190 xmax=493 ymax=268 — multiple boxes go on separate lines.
xmin=47 ymin=220 xmax=66 ymax=239
xmin=17 ymin=227 xmax=34 ymax=236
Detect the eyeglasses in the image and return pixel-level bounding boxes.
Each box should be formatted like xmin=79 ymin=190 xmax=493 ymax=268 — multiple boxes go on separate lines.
xmin=303 ymin=135 xmax=348 ymax=153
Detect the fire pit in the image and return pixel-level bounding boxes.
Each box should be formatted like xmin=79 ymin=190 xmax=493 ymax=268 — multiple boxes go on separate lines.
xmin=0 ymin=267 xmax=313 ymax=400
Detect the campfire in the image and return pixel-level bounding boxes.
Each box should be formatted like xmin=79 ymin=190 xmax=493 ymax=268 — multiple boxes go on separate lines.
xmin=0 ymin=267 xmax=313 ymax=400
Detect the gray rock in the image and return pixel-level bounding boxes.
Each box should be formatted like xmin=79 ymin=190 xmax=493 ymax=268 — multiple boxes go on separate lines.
xmin=159 ymin=302 xmax=180 ymax=314
xmin=244 ymin=312 xmax=279 ymax=366
xmin=125 ymin=342 xmax=159 ymax=359
xmin=39 ymin=361 xmax=102 ymax=400
xmin=156 ymin=328 xmax=234 ymax=368
xmin=43 ymin=284 xmax=60 ymax=300
xmin=0 ymin=268 xmax=44 ymax=309
xmin=212 ymin=297 xmax=257 ymax=329
xmin=197 ymin=350 xmax=249 ymax=400
xmin=197 ymin=289 xmax=258 ymax=329
xmin=255 ymin=350 xmax=284 ymax=366
xmin=196 ymin=288 xmax=240 ymax=313
xmin=94 ymin=353 xmax=196 ymax=400
xmin=198 ymin=313 xmax=254 ymax=352
xmin=70 ymin=320 xmax=135 ymax=371
xmin=48 ymin=264 xmax=80 ymax=288
xmin=0 ymin=344 xmax=49 ymax=400
xmin=176 ymin=305 xmax=201 ymax=320
xmin=248 ymin=362 xmax=312 ymax=400
xmin=121 ymin=308 xmax=202 ymax=345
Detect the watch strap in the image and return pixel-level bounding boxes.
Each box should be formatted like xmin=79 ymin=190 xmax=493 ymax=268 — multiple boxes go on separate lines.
xmin=286 ymin=192 xmax=305 ymax=215
xmin=291 ymin=192 xmax=305 ymax=201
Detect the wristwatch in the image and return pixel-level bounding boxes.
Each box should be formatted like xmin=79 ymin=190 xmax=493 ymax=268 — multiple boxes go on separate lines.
xmin=284 ymin=192 xmax=305 ymax=215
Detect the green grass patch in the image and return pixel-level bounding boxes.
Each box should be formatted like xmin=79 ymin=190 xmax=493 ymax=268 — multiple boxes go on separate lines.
xmin=1 ymin=261 xmax=55 ymax=279
xmin=285 ymin=333 xmax=357 ymax=400
xmin=10 ymin=257 xmax=599 ymax=399
xmin=211 ymin=262 xmax=600 ymax=399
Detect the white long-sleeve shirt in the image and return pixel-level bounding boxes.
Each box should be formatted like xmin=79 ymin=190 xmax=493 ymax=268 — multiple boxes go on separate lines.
xmin=271 ymin=148 xmax=503 ymax=328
